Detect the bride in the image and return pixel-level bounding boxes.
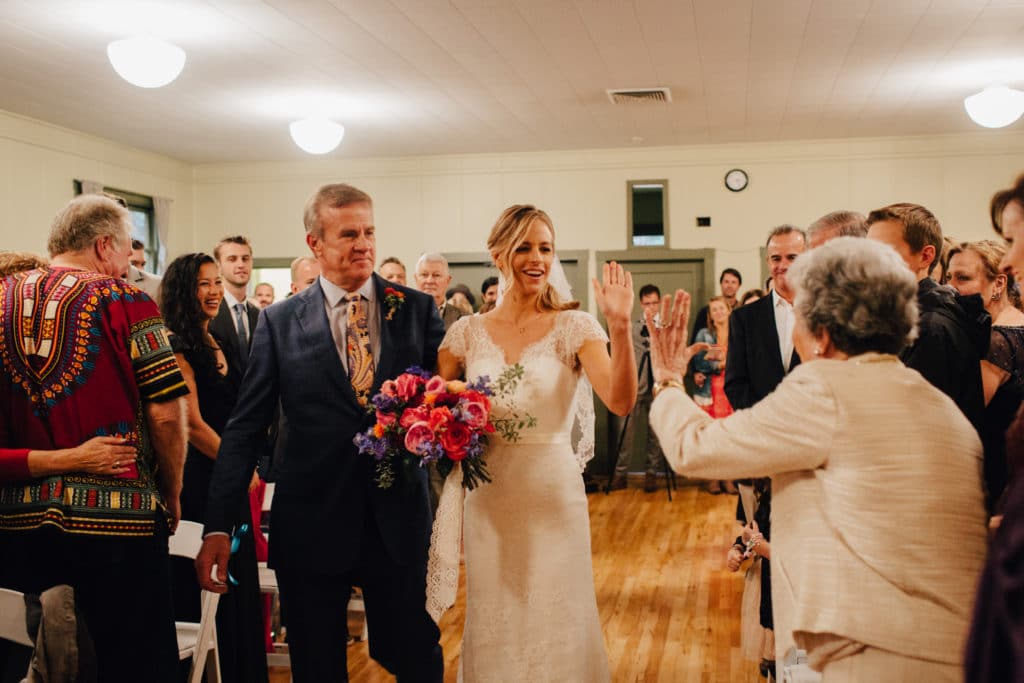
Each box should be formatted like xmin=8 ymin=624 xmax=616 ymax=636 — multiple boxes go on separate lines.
xmin=430 ymin=204 xmax=637 ymax=681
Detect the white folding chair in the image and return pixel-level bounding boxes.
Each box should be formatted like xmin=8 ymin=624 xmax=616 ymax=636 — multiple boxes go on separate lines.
xmin=168 ymin=520 xmax=222 ymax=683
xmin=0 ymin=587 xmax=33 ymax=647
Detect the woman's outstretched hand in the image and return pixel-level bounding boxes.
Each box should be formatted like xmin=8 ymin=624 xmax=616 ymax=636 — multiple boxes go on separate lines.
xmin=645 ymin=289 xmax=710 ymax=383
xmin=592 ymin=261 xmax=634 ymax=328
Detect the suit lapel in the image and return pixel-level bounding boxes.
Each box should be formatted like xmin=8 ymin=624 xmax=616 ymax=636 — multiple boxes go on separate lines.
xmin=295 ymin=282 xmax=361 ymax=407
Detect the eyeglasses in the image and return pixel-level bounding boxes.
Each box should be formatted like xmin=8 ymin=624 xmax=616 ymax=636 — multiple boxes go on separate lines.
xmin=227 ymin=523 xmax=250 ymax=586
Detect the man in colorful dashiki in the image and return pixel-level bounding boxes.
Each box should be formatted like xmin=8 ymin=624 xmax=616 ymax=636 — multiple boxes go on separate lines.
xmin=0 ymin=193 xmax=189 ymax=683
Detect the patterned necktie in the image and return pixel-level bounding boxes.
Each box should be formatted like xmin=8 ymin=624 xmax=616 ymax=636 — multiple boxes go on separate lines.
xmin=234 ymin=303 xmax=249 ymax=350
xmin=345 ymin=293 xmax=374 ymax=405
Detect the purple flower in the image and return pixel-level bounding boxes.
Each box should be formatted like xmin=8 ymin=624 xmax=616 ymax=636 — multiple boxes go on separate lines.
xmin=371 ymin=392 xmax=402 ymax=412
xmin=466 ymin=375 xmax=494 ymax=396
xmin=404 ymin=365 xmax=434 ymax=380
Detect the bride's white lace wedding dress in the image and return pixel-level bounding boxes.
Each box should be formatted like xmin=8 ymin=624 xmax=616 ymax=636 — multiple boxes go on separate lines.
xmin=431 ymin=310 xmax=611 ymax=682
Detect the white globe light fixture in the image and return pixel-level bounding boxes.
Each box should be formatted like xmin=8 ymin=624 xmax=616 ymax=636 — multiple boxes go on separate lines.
xmin=107 ymin=37 xmax=186 ymax=88
xmin=964 ymin=86 xmax=1024 ymax=128
xmin=289 ymin=118 xmax=345 ymax=154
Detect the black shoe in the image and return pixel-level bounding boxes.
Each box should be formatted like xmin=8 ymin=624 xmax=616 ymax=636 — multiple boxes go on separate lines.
xmin=609 ymin=475 xmax=628 ymax=491
xmin=643 ymin=472 xmax=657 ymax=493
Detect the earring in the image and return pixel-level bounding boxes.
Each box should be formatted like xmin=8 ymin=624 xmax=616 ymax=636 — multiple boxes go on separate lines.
xmin=992 ymin=291 xmax=1002 ymax=302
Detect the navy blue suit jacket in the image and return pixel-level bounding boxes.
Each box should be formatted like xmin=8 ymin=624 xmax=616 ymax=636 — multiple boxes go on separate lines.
xmin=204 ymin=274 xmax=446 ymax=575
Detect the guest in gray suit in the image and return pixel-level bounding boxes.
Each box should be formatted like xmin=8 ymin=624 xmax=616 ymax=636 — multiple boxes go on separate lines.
xmin=415 ymin=252 xmax=466 ymax=330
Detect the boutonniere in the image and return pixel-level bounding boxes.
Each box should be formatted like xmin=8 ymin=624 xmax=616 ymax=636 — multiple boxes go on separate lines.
xmin=384 ymin=287 xmax=406 ymax=321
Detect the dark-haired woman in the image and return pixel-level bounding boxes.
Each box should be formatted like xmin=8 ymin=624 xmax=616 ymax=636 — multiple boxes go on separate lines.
xmin=161 ymin=253 xmax=267 ymax=683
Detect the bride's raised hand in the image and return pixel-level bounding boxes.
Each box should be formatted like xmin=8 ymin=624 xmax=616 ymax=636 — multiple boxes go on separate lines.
xmin=645 ymin=289 xmax=710 ymax=382
xmin=591 ymin=261 xmax=634 ymax=327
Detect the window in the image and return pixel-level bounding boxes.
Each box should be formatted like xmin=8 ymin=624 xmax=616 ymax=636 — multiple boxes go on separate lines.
xmin=628 ymin=180 xmax=668 ymax=248
xmin=74 ymin=182 xmax=160 ymax=273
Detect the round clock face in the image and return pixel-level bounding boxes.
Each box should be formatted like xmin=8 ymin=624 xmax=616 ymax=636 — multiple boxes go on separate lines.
xmin=725 ymin=168 xmax=748 ymax=192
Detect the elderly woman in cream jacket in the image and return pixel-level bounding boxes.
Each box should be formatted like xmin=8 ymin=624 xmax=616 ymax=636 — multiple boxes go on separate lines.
xmin=647 ymin=237 xmax=988 ymax=681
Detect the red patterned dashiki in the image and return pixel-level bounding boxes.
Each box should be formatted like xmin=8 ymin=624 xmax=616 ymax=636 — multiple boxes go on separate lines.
xmin=0 ymin=266 xmax=187 ymax=537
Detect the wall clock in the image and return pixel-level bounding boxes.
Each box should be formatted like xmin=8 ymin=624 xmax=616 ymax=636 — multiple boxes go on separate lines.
xmin=725 ymin=168 xmax=749 ymax=192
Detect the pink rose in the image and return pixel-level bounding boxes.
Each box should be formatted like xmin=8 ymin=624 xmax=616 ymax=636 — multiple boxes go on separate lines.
xmin=440 ymin=422 xmax=471 ymax=460
xmin=395 ymin=373 xmax=423 ymax=401
xmin=400 ymin=405 xmax=430 ymax=429
xmin=404 ymin=422 xmax=434 ymax=455
xmin=376 ymin=410 xmax=397 ymax=427
xmin=380 ymin=379 xmax=398 ymax=397
xmin=425 ymin=375 xmax=447 ymax=393
xmin=460 ymin=401 xmax=488 ymax=429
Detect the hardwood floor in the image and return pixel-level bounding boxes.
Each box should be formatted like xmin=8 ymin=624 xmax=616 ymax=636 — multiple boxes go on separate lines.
xmin=270 ymin=483 xmax=761 ymax=682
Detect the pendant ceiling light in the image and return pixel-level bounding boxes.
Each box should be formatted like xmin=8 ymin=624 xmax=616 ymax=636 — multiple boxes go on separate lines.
xmin=289 ymin=118 xmax=345 ymax=154
xmin=107 ymin=37 xmax=186 ymax=88
xmin=964 ymin=86 xmax=1024 ymax=128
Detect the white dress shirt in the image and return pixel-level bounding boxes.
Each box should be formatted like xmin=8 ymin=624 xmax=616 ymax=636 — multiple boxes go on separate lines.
xmin=772 ymin=288 xmax=796 ymax=371
xmin=222 ymin=289 xmax=252 ymax=340
xmin=319 ymin=276 xmax=380 ymax=372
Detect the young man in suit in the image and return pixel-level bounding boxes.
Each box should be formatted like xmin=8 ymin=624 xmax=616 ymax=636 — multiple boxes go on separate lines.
xmin=196 ymin=183 xmax=445 ymax=682
xmin=724 ymin=226 xmax=807 ymax=411
xmin=867 ymin=203 xmax=989 ymax=435
xmin=209 ymin=235 xmax=260 ymax=373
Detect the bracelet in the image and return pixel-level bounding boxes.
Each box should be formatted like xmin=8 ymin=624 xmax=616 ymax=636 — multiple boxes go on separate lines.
xmin=652 ymin=378 xmax=686 ymax=398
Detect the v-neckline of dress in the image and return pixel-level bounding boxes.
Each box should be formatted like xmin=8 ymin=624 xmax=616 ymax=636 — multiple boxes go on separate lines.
xmin=477 ymin=314 xmax=560 ymax=367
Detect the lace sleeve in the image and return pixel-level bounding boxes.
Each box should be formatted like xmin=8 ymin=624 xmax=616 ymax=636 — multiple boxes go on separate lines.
xmin=987 ymin=327 xmax=1017 ymax=374
xmin=559 ymin=311 xmax=608 ymax=472
xmin=564 ymin=310 xmax=609 ymax=354
xmin=439 ymin=315 xmax=471 ymax=361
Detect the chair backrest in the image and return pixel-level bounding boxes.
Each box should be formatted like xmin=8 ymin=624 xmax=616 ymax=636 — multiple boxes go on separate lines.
xmin=0 ymin=587 xmax=33 ymax=647
xmin=169 ymin=520 xmax=205 ymax=560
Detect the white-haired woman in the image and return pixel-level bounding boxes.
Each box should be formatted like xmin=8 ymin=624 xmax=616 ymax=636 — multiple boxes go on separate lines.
xmin=647 ymin=237 xmax=987 ymax=681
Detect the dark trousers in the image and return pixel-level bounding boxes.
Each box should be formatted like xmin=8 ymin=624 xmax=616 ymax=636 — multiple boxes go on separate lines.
xmin=0 ymin=518 xmax=180 ymax=683
xmin=274 ymin=515 xmax=442 ymax=683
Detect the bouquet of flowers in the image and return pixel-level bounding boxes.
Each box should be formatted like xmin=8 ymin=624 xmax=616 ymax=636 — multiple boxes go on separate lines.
xmin=354 ymin=365 xmax=535 ymax=490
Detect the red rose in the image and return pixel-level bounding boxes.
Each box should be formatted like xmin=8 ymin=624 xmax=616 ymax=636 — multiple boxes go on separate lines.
xmin=440 ymin=421 xmax=471 ymax=460
xmin=376 ymin=410 xmax=397 ymax=427
xmin=428 ymin=406 xmax=454 ymax=432
xmin=400 ymin=405 xmax=430 ymax=429
xmin=463 ymin=390 xmax=491 ymax=412
xmin=425 ymin=375 xmax=447 ymax=393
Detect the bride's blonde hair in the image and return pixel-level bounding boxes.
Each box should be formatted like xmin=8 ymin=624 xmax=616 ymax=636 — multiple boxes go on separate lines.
xmin=487 ymin=205 xmax=580 ymax=313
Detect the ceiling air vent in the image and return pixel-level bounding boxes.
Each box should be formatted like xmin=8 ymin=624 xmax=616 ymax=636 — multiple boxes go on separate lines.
xmin=606 ymin=87 xmax=672 ymax=104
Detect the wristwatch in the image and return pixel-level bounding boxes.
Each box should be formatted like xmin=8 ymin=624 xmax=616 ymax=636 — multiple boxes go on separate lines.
xmin=652 ymin=378 xmax=686 ymax=398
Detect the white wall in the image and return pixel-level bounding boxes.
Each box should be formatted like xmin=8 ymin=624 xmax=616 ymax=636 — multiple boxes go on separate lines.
xmin=0 ymin=109 xmax=193 ymax=258
xmin=193 ymin=131 xmax=1024 ymax=296
xmin=3 ymin=104 xmax=1022 ymax=302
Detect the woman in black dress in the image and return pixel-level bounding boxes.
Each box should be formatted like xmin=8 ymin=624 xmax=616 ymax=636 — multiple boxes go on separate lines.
xmin=946 ymin=239 xmax=1024 ymax=514
xmin=161 ymin=253 xmax=267 ymax=683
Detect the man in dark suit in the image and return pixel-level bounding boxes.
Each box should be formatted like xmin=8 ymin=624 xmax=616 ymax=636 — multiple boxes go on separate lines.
xmin=867 ymin=203 xmax=989 ymax=435
xmin=725 ymin=226 xmax=807 ymax=411
xmin=209 ymin=235 xmax=261 ymax=373
xmin=196 ymin=184 xmax=446 ymax=682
